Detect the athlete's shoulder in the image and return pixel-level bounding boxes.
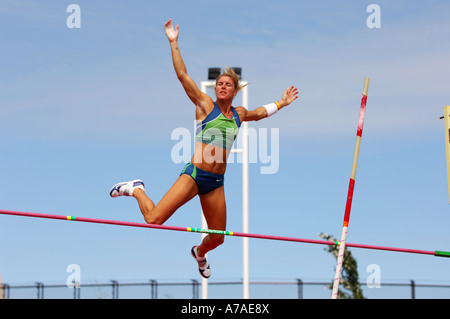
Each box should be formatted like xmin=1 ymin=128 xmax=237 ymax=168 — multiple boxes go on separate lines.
xmin=196 ymin=96 xmax=215 ymax=121
xmin=232 ymin=106 xmax=247 ymax=122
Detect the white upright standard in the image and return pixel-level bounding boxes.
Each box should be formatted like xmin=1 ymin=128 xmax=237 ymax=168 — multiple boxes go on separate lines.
xmin=200 ymin=80 xmax=249 ymax=299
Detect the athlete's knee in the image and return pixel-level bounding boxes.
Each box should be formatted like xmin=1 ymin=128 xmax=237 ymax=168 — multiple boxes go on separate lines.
xmin=144 ymin=213 xmax=165 ymax=225
xmin=211 ymin=234 xmax=225 ymax=247
xmin=143 ymin=204 xmax=174 ymax=225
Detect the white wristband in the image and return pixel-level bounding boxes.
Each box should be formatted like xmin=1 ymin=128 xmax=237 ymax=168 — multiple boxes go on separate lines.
xmin=263 ymin=103 xmax=278 ymax=117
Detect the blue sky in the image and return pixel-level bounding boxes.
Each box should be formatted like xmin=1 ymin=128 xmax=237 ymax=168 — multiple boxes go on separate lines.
xmin=1 ymin=0 xmax=450 ymax=299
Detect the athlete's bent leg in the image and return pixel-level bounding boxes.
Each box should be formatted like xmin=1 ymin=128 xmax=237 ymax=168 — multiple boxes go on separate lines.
xmin=133 ymin=175 xmax=198 ymax=225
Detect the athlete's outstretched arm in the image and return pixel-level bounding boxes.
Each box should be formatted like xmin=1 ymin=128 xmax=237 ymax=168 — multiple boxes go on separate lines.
xmin=164 ymin=19 xmax=209 ymax=107
xmin=242 ymin=86 xmax=299 ymax=122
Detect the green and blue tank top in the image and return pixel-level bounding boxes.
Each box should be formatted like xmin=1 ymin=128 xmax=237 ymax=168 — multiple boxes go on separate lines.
xmin=195 ymin=102 xmax=241 ymax=151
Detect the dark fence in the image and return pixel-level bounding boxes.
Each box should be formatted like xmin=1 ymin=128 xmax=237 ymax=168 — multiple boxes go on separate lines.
xmin=2 ymin=279 xmax=450 ymax=299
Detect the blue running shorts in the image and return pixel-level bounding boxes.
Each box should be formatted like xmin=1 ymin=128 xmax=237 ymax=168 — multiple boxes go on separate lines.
xmin=180 ymin=162 xmax=224 ymax=195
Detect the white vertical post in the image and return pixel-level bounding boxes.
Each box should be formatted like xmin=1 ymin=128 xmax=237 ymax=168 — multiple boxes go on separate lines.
xmin=200 ymin=79 xmax=249 ymax=299
xmin=200 ymin=81 xmax=211 ymax=299
xmin=241 ymin=84 xmax=249 ymax=299
xmin=201 ymin=211 xmax=208 ymax=299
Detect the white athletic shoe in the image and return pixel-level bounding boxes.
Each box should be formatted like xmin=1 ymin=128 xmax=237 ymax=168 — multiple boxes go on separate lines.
xmin=191 ymin=246 xmax=211 ymax=279
xmin=109 ymin=180 xmax=145 ymax=197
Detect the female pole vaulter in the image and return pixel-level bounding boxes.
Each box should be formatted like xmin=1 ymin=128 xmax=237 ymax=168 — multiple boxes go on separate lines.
xmin=109 ymin=19 xmax=299 ymax=279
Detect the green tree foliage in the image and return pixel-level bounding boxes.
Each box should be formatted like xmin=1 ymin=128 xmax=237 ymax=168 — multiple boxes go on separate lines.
xmin=319 ymin=233 xmax=365 ymax=299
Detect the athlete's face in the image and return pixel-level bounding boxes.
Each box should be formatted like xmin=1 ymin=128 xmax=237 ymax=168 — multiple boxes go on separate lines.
xmin=215 ymin=76 xmax=238 ymax=101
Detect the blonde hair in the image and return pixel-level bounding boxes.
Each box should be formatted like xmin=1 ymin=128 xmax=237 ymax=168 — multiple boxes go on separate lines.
xmin=215 ymin=67 xmax=247 ymax=92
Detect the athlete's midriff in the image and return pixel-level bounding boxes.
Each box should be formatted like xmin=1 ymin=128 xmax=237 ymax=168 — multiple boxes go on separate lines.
xmin=191 ymin=142 xmax=229 ymax=175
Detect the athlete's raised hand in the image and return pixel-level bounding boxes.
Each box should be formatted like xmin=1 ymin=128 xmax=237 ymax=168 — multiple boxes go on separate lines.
xmin=164 ymin=19 xmax=179 ymax=42
xmin=279 ymin=86 xmax=299 ymax=108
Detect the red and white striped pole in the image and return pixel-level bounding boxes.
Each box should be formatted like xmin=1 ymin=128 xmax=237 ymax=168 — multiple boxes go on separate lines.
xmin=331 ymin=77 xmax=370 ymax=299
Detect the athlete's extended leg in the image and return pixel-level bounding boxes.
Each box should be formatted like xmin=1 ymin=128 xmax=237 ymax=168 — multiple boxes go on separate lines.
xmin=190 ymin=185 xmax=226 ymax=278
xmin=196 ymin=186 xmax=227 ymax=257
